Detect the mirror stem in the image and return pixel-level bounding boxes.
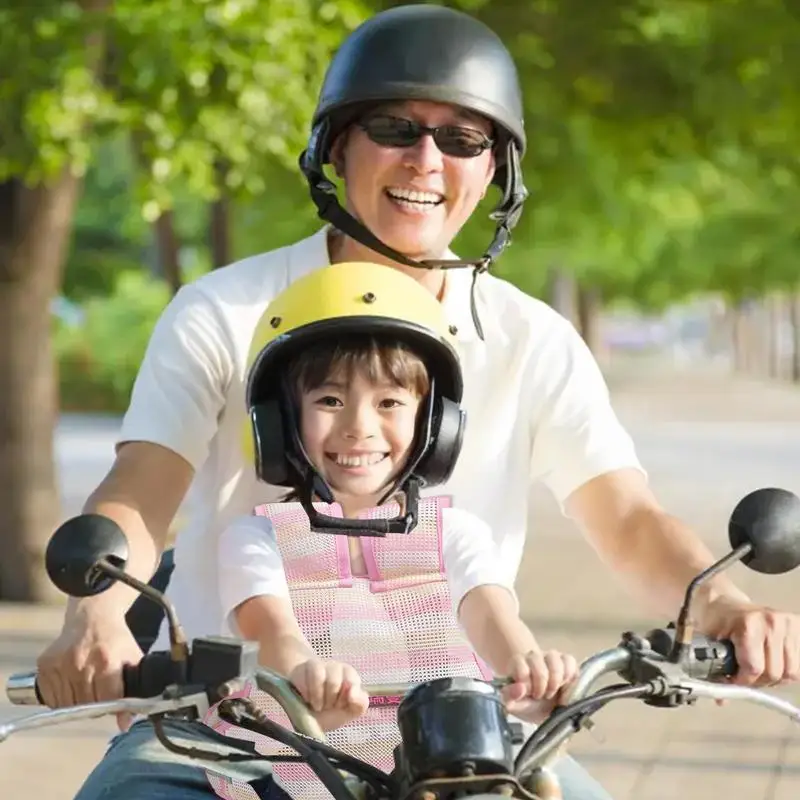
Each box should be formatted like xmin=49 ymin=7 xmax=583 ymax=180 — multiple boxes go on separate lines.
xmin=97 ymin=558 xmax=190 ymax=675
xmin=668 ymin=542 xmax=752 ymax=664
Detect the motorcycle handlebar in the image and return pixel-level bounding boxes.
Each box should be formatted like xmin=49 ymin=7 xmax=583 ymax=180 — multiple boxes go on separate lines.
xmin=5 ymin=663 xmax=510 ymax=716
xmin=3 ymin=637 xmax=798 ymax=800
xmin=5 ymin=628 xmax=739 ymax=709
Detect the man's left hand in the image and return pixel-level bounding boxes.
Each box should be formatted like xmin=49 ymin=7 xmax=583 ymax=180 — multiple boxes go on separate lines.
xmin=700 ymin=598 xmax=800 ymax=687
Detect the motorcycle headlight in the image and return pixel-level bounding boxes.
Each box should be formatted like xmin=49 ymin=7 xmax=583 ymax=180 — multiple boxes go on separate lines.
xmin=397 ymin=676 xmax=514 ymax=782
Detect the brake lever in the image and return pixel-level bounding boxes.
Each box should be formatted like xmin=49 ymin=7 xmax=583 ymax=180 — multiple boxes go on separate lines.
xmin=676 ymin=679 xmax=800 ymax=723
xmin=0 ymin=689 xmax=211 ymax=743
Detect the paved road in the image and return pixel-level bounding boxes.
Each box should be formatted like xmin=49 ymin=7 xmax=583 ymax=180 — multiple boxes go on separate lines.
xmin=3 ymin=367 xmax=800 ymax=799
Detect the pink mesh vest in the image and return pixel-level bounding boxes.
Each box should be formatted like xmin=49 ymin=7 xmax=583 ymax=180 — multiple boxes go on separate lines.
xmin=203 ymin=496 xmax=491 ymax=800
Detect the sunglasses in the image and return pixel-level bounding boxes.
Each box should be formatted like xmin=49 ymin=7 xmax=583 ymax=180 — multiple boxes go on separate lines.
xmin=358 ymin=114 xmax=494 ymax=159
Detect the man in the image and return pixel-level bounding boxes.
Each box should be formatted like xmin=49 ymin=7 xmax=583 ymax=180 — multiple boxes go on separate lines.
xmin=36 ymin=5 xmax=799 ymax=800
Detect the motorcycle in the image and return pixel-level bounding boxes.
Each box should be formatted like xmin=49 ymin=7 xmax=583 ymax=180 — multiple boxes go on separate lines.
xmin=3 ymin=487 xmax=800 ymax=800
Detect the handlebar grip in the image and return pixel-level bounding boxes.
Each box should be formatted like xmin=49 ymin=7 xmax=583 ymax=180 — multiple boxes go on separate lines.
xmin=5 ymin=652 xmax=180 ymax=707
xmin=121 ymin=651 xmax=178 ymax=698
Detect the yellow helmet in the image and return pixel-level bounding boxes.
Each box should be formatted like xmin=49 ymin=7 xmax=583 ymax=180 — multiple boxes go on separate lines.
xmin=243 ymin=261 xmax=466 ymax=535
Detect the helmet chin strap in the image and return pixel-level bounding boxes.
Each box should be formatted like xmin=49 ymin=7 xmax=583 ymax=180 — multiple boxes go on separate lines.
xmin=297 ymin=472 xmax=421 ymax=537
xmin=309 ymin=176 xmax=494 ymax=340
xmin=301 ymin=138 xmax=528 ymax=342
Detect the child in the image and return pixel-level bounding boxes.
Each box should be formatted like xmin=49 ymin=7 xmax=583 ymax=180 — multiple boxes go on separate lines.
xmin=203 ymin=262 xmax=579 ymax=800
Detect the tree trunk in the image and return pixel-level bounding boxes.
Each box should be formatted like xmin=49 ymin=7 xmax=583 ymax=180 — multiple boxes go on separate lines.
xmin=0 ymin=0 xmax=108 ymax=601
xmin=0 ymin=173 xmax=83 ymax=601
xmin=576 ymin=284 xmax=603 ymax=355
xmin=766 ymin=293 xmax=783 ymax=380
xmin=731 ymin=302 xmax=748 ymax=372
xmin=791 ymin=292 xmax=800 ymax=384
xmin=153 ymin=210 xmax=182 ymax=296
xmin=731 ymin=298 xmax=762 ymax=375
xmin=545 ymin=265 xmax=576 ymax=324
xmin=130 ymin=132 xmax=183 ymax=295
xmin=210 ymin=160 xmax=232 ymax=268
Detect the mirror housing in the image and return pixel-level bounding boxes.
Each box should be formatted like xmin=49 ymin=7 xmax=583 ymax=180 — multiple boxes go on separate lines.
xmin=45 ymin=514 xmax=129 ymax=598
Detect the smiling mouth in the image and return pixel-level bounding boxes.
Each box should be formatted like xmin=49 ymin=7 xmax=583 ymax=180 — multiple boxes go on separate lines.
xmin=385 ymin=187 xmax=445 ymax=208
xmin=327 ymin=452 xmax=389 ymax=468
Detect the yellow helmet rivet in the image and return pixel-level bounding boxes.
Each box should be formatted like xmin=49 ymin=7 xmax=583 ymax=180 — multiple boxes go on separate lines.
xmin=362 ymin=292 xmax=376 ymax=303
xmin=449 ymin=325 xmax=458 ymax=336
xmin=270 ymin=316 xmax=281 ymax=328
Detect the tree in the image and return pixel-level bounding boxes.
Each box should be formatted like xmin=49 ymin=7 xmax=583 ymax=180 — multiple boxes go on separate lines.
xmin=445 ymin=0 xmax=800 ymax=328
xmin=0 ymin=0 xmax=367 ymax=601
xmin=62 ymin=134 xmax=148 ymax=299
xmin=7 ymin=0 xmax=800 ymax=600
xmin=0 ymin=1 xmax=113 ymax=601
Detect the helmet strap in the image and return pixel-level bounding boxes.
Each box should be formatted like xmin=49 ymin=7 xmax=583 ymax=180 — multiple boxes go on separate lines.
xmin=299 ymin=135 xmax=528 ymax=342
xmin=298 ymin=474 xmax=420 ymax=537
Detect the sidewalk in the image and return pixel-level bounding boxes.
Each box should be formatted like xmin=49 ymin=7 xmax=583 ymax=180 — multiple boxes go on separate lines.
xmin=2 ymin=365 xmax=799 ymax=799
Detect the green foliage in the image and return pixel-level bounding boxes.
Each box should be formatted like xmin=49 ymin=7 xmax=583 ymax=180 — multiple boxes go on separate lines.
xmin=0 ymin=0 xmax=368 ymax=196
xmin=0 ymin=0 xmax=368 ymax=304
xmin=106 ymin=0 xmax=369 ymax=218
xmin=232 ymin=158 xmax=324 ymax=259
xmin=63 ymin=250 xmax=144 ymax=301
xmin=0 ymin=2 xmax=118 ymax=182
xmin=8 ymin=0 xmax=800 ymax=317
xmin=56 ymin=256 xmax=225 ymax=411
xmin=55 ymin=269 xmax=172 ymax=411
xmin=64 ymin=135 xmax=148 ymax=299
xmin=439 ymin=0 xmax=800 ymax=306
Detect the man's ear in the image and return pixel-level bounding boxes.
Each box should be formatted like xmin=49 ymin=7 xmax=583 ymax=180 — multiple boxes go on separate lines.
xmin=329 ymin=129 xmax=350 ymax=178
xmin=483 ymin=150 xmax=497 ymax=197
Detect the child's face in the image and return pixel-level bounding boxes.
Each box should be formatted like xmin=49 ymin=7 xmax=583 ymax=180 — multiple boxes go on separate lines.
xmin=299 ymin=369 xmax=422 ymax=510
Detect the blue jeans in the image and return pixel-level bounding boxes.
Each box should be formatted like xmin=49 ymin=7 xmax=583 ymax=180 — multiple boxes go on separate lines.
xmin=74 ymin=718 xmax=614 ymax=800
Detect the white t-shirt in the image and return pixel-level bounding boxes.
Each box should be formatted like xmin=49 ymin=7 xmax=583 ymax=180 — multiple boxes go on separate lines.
xmin=218 ymin=507 xmax=518 ymax=637
xmin=118 ymin=226 xmax=644 ymax=651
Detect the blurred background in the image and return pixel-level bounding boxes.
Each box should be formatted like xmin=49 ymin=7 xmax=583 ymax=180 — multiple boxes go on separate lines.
xmin=2 ymin=0 xmax=800 ymax=601
xmin=1 ymin=2 xmax=800 ymax=798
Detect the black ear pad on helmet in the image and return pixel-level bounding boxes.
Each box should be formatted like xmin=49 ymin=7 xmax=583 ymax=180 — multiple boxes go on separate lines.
xmin=250 ymin=400 xmax=291 ymax=486
xmin=414 ymin=396 xmax=466 ymax=487
xmin=250 ymin=385 xmax=332 ymax=497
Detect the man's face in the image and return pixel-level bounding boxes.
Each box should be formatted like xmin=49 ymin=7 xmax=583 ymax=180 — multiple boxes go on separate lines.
xmin=331 ymin=100 xmax=497 ymax=261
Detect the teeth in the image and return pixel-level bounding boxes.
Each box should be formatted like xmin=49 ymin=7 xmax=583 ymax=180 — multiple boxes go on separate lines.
xmin=334 ymin=453 xmax=387 ymax=467
xmin=386 ymin=187 xmax=443 ymax=205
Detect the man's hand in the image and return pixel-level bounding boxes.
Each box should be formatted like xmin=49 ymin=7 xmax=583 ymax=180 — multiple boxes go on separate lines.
xmin=699 ymin=597 xmax=800 ymax=687
xmin=35 ymin=442 xmax=193 ymax=726
xmin=289 ymin=659 xmax=369 ymax=731
xmin=501 ymin=649 xmax=579 ymax=723
xmin=36 ymin=608 xmax=143 ymax=729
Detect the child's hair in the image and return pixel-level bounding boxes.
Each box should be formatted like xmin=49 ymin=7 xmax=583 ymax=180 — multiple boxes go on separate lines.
xmin=285 ymin=333 xmax=431 ymax=401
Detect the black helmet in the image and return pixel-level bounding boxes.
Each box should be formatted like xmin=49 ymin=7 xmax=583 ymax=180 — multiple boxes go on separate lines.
xmin=299 ymin=4 xmax=529 ymax=329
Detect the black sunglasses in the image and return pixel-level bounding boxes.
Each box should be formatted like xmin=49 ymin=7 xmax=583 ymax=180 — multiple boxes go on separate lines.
xmin=358 ymin=114 xmax=494 ymax=159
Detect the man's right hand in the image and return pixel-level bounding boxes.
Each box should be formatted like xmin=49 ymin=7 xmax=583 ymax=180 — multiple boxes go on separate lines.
xmin=34 ymin=442 xmax=195 ymax=709
xmin=35 ymin=609 xmax=143 ymax=708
